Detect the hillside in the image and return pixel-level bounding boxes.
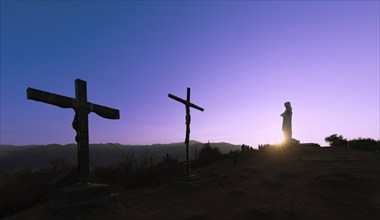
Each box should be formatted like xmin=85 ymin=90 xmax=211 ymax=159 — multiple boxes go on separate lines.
xmin=0 ymin=142 xmax=241 ymax=171
xmin=4 ymin=146 xmax=379 ymax=220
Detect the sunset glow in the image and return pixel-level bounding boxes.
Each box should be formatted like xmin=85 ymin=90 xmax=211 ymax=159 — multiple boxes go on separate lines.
xmin=1 ymin=1 xmax=379 ymax=147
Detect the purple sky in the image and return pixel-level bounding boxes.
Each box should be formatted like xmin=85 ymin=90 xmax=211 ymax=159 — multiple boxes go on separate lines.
xmin=1 ymin=1 xmax=379 ymax=147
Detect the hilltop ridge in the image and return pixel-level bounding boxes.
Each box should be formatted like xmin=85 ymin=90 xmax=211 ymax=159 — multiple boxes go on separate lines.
xmin=3 ymin=146 xmax=379 ymax=220
xmin=0 ymin=142 xmax=240 ymax=171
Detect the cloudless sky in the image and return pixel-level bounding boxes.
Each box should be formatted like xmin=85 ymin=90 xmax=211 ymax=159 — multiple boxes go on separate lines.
xmin=1 ymin=0 xmax=379 ymax=147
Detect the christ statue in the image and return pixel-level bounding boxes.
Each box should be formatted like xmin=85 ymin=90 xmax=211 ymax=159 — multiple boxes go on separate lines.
xmin=281 ymin=101 xmax=292 ymax=142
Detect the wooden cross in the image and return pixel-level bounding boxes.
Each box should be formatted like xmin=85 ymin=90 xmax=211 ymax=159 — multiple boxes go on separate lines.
xmin=27 ymin=79 xmax=120 ymax=183
xmin=168 ymin=87 xmax=204 ymax=177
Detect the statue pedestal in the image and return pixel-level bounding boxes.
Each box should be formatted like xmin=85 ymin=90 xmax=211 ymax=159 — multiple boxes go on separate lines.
xmin=48 ymin=183 xmax=113 ymax=214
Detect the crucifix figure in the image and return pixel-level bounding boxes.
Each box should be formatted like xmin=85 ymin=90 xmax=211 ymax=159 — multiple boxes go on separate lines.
xmin=27 ymin=79 xmax=120 ymax=183
xmin=168 ymin=87 xmax=204 ymax=177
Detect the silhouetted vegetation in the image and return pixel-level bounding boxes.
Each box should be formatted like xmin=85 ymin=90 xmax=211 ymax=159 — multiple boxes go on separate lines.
xmin=0 ymin=158 xmax=74 ymax=218
xmin=193 ymin=142 xmax=224 ymax=168
xmin=0 ymin=142 xmax=238 ymax=218
xmin=325 ymin=134 xmax=379 ymax=151
xmin=0 ymin=170 xmax=49 ymax=217
xmin=348 ymin=138 xmax=380 ymax=151
xmin=0 ymin=142 xmax=241 ymax=172
xmin=92 ymin=153 xmax=183 ymax=190
xmin=325 ymin=134 xmax=348 ymax=147
xmin=0 ymin=154 xmax=186 ymax=218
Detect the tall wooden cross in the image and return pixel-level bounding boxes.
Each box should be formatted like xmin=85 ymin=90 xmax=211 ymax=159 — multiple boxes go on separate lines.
xmin=168 ymin=87 xmax=204 ymax=177
xmin=27 ymin=79 xmax=120 ymax=183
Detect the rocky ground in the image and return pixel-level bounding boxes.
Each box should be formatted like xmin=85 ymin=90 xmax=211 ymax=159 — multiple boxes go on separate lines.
xmin=4 ymin=146 xmax=380 ymax=220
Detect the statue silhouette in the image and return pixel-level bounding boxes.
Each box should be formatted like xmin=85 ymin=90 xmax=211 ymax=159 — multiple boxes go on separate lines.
xmin=281 ymin=102 xmax=292 ymax=142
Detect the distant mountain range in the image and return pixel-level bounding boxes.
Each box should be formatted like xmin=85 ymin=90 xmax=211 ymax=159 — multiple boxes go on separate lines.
xmin=0 ymin=141 xmax=241 ymax=172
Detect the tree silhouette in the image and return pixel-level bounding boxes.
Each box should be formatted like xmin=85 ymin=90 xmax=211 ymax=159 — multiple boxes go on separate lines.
xmin=197 ymin=142 xmax=223 ymax=166
xmin=349 ymin=138 xmax=379 ymax=151
xmin=325 ymin=134 xmax=348 ymax=147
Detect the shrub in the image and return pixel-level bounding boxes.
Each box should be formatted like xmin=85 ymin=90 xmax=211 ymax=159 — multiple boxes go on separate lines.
xmin=348 ymin=138 xmax=380 ymax=152
xmin=195 ymin=142 xmax=224 ymax=167
xmin=92 ymin=154 xmax=183 ymax=190
xmin=325 ymin=134 xmax=348 ymax=147
xmin=0 ymin=157 xmax=75 ymax=218
xmin=0 ymin=169 xmax=55 ymax=218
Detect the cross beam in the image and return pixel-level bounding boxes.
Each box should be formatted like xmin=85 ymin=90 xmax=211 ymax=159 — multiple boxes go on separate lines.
xmin=168 ymin=87 xmax=204 ymax=177
xmin=27 ymin=79 xmax=120 ymax=183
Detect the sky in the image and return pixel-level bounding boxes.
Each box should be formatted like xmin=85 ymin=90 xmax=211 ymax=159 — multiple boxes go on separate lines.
xmin=1 ymin=0 xmax=379 ymax=147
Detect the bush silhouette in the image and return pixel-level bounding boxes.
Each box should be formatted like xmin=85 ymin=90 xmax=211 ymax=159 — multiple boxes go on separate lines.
xmin=325 ymin=134 xmax=348 ymax=147
xmin=195 ymin=142 xmax=224 ymax=167
xmin=0 ymin=157 xmax=76 ymax=218
xmin=0 ymin=169 xmax=58 ymax=218
xmin=325 ymin=134 xmax=379 ymax=152
xmin=348 ymin=138 xmax=379 ymax=151
xmin=92 ymin=153 xmax=183 ymax=190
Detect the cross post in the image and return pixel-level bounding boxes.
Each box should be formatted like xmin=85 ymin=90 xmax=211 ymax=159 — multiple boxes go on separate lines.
xmin=27 ymin=79 xmax=120 ymax=183
xmin=168 ymin=87 xmax=204 ymax=177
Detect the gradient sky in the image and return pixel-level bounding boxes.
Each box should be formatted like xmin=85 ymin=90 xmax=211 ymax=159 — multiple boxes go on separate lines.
xmin=1 ymin=0 xmax=379 ymax=147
